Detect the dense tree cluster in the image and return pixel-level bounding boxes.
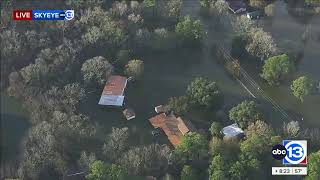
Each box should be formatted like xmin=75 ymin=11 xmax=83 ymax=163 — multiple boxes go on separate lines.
xmin=291 ymin=76 xmax=316 ymax=102
xmin=229 ymin=100 xmax=263 ymax=129
xmin=175 ymin=16 xmax=204 ymax=46
xmin=260 ymin=54 xmax=295 ymax=85
xmin=186 ymin=77 xmax=223 ymax=108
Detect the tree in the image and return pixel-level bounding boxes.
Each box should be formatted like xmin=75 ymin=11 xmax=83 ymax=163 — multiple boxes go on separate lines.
xmin=209 ymin=122 xmax=222 ymax=137
xmin=232 ymin=15 xmax=254 ymax=35
xmin=118 ymin=144 xmax=171 ymax=176
xmin=229 ymin=100 xmax=262 ymax=129
xmin=79 ymin=7 xmax=124 ymax=47
xmin=209 ymin=137 xmax=223 ymax=156
xmin=249 ymin=0 xmax=268 ymax=9
xmin=186 ymin=77 xmax=222 ymax=108
xmin=144 ymin=0 xmax=155 ymax=8
xmin=260 ymin=54 xmax=295 ymax=85
xmin=107 ymin=164 xmax=128 ymax=180
xmin=305 ymin=150 xmax=320 ymax=180
xmin=175 ymin=132 xmax=208 ymax=162
xmin=264 ymin=3 xmax=275 ymax=17
xmin=109 ymin=1 xmax=129 ymax=19
xmin=175 ymin=16 xmax=203 ymax=45
xmin=246 ymin=120 xmax=273 ymax=139
xmin=81 ymin=56 xmax=113 ymax=86
xmin=124 ymin=60 xmax=144 ymax=79
xmin=240 ymin=134 xmax=270 ymax=158
xmin=18 ymin=121 xmax=65 ymax=180
xmin=20 ymin=63 xmax=49 ymax=87
xmin=45 ymin=83 xmax=86 ymax=112
xmin=116 ymin=49 xmax=130 ymax=67
xmin=208 ymin=0 xmax=230 ymax=26
xmin=86 ymin=161 xmax=127 ymax=180
xmin=209 ymin=154 xmax=228 ymax=180
xmin=86 ymin=160 xmax=109 ymax=180
xmin=167 ymin=96 xmax=189 ymax=115
xmin=181 ymin=165 xmax=199 ymax=180
xmin=291 ymin=76 xmax=315 ymax=102
xmin=78 ymin=151 xmax=96 ymax=170
xmin=246 ymin=28 xmax=277 ymax=61
xmin=103 ymin=127 xmax=129 ymax=161
xmin=167 ymin=0 xmax=182 ymax=18
xmin=283 ymin=121 xmax=300 ymax=138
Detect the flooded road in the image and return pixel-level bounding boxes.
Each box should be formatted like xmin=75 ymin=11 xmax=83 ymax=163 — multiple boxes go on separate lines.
xmin=259 ymin=1 xmax=320 ymax=126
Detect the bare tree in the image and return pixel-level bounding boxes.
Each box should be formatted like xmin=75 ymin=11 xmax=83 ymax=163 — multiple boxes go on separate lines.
xmin=103 ymin=127 xmax=130 ymax=161
xmin=283 ymin=121 xmax=300 ymax=138
xmin=246 ymin=120 xmax=273 ymax=139
xmin=246 ymin=28 xmax=278 ymax=61
xmin=232 ymin=15 xmax=255 ymax=35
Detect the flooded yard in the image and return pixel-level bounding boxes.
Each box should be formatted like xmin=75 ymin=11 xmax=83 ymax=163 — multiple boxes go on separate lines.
xmin=1 ymin=0 xmax=319 ymax=166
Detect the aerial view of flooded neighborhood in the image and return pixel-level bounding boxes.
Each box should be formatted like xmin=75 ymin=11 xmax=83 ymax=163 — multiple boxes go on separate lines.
xmin=1 ymin=0 xmax=320 ymax=179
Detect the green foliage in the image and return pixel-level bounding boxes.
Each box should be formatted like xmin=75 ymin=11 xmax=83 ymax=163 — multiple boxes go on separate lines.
xmin=209 ymin=122 xmax=222 ymax=137
xmin=229 ymin=100 xmax=262 ymax=129
xmin=79 ymin=7 xmax=124 ymax=47
xmin=175 ymin=16 xmax=203 ymax=45
xmin=305 ymin=150 xmax=320 ymax=180
xmin=144 ymin=0 xmax=155 ymax=7
xmin=81 ymin=56 xmax=113 ymax=86
xmin=264 ymin=3 xmax=275 ymax=17
xmin=209 ymin=136 xmax=223 ymax=156
xmin=181 ymin=165 xmax=199 ymax=180
xmin=167 ymin=96 xmax=189 ymax=115
xmin=291 ymin=76 xmax=315 ymax=102
xmin=86 ymin=161 xmax=128 ymax=180
xmin=125 ymin=60 xmax=144 ymax=79
xmin=200 ymin=0 xmax=213 ymax=8
xmin=186 ymin=77 xmax=223 ymax=108
xmin=78 ymin=151 xmax=96 ymax=170
xmin=249 ymin=0 xmax=268 ymax=9
xmin=261 ymin=54 xmax=295 ymax=85
xmin=175 ymin=132 xmax=208 ymax=162
xmin=167 ymin=0 xmax=182 ymax=18
xmin=240 ymin=134 xmax=269 ymax=158
xmin=209 ymin=154 xmax=227 ymax=180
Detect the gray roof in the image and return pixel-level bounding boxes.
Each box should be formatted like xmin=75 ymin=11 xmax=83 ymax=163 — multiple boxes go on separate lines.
xmin=222 ymin=123 xmax=244 ymax=137
xmin=98 ymin=95 xmax=124 ymax=106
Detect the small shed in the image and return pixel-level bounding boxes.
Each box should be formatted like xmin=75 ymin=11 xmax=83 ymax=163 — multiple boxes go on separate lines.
xmin=222 ymin=123 xmax=244 ymax=137
xmin=154 ymin=105 xmax=168 ymax=113
xmin=123 ymin=108 xmax=136 ymax=120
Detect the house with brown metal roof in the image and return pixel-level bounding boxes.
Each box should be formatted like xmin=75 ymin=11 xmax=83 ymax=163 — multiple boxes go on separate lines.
xmin=98 ymin=75 xmax=127 ymax=106
xmin=149 ymin=113 xmax=195 ymax=147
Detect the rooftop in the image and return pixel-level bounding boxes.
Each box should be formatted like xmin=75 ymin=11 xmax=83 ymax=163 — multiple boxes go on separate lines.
xmin=149 ymin=113 xmax=194 ymax=147
xmin=98 ymin=75 xmax=127 ymax=106
xmin=222 ymin=123 xmax=244 ymax=137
